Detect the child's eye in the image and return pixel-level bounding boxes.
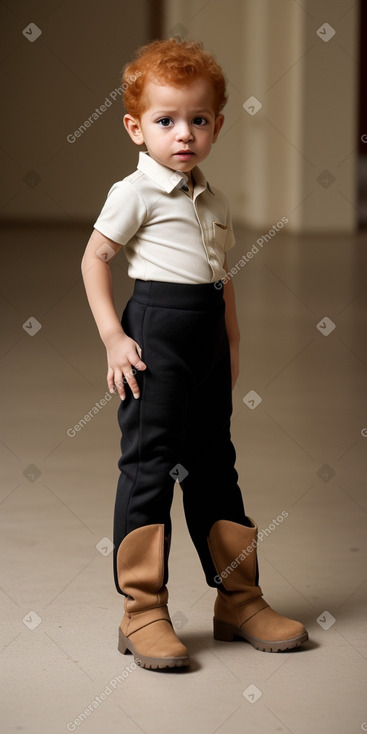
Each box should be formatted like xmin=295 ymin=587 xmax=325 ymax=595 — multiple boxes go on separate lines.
xmin=157 ymin=118 xmax=173 ymax=127
xmin=193 ymin=117 xmax=208 ymax=126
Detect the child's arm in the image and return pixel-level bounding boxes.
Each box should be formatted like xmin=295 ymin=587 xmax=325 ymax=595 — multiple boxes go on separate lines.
xmin=81 ymin=229 xmax=146 ymax=399
xmin=222 ymin=256 xmax=240 ymax=389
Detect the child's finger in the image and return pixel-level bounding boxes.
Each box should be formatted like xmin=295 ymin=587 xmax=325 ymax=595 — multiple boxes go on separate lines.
xmin=123 ymin=363 xmax=142 ymax=399
xmin=133 ymin=343 xmax=146 ymax=371
xmin=113 ymin=370 xmax=126 ymax=401
xmin=107 ymin=367 xmax=116 ymax=395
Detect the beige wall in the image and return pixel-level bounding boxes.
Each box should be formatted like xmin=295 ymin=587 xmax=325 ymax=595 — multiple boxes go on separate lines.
xmin=1 ymin=0 xmax=360 ymax=232
xmin=0 ymin=0 xmax=150 ymax=222
xmin=165 ymin=0 xmax=359 ymax=232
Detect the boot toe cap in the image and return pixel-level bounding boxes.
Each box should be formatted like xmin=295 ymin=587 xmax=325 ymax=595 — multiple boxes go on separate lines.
xmin=122 ymin=619 xmax=189 ymax=663
xmin=242 ymin=607 xmax=308 ymax=648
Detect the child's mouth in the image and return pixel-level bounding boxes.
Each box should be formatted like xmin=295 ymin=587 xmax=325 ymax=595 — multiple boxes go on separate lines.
xmin=174 ymin=151 xmax=195 ymax=158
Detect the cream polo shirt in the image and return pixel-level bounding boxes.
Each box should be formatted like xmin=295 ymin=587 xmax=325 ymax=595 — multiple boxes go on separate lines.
xmin=93 ymin=151 xmax=235 ymax=284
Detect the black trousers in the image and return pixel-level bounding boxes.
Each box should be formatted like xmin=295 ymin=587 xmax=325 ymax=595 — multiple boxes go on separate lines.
xmin=113 ymin=279 xmax=249 ymax=594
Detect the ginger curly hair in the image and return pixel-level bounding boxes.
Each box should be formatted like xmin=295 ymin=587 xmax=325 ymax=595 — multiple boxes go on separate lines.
xmin=121 ymin=37 xmax=228 ymax=119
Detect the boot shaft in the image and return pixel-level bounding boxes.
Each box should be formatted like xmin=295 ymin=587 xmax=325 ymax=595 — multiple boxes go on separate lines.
xmin=208 ymin=518 xmax=261 ymax=595
xmin=117 ymin=524 xmax=169 ymax=613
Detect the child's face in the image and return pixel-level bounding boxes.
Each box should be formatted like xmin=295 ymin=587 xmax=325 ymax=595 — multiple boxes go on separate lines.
xmin=124 ymin=77 xmax=224 ymax=177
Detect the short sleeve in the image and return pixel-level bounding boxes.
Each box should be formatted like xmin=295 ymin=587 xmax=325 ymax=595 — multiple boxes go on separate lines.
xmin=93 ymin=180 xmax=147 ymax=246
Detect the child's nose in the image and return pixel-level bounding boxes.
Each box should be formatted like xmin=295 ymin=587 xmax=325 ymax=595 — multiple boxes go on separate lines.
xmin=176 ymin=123 xmax=194 ymax=142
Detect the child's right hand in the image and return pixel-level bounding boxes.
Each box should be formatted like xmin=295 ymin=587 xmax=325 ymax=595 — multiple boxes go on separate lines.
xmin=81 ymin=229 xmax=146 ymax=399
xmin=106 ymin=333 xmax=147 ymax=400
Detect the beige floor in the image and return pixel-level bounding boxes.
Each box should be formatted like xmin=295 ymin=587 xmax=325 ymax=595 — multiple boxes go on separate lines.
xmin=1 ymin=222 xmax=367 ymax=734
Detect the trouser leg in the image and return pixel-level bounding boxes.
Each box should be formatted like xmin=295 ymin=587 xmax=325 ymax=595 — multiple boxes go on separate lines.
xmin=112 ymin=295 xmax=192 ymax=592
xmin=179 ymin=301 xmax=254 ymax=587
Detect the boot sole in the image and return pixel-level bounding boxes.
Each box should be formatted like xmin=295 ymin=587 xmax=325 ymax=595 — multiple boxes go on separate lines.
xmin=213 ymin=618 xmax=309 ymax=652
xmin=118 ymin=627 xmax=190 ymax=670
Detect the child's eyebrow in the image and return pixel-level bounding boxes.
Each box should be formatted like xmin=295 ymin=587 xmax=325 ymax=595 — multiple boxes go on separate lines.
xmin=150 ymin=109 xmax=214 ymax=117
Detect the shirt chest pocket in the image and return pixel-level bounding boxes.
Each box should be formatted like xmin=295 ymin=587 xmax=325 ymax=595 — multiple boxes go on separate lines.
xmin=212 ymin=222 xmax=235 ymax=252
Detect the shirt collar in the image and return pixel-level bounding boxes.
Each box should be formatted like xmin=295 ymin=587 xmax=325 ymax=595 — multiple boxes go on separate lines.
xmin=137 ymin=151 xmax=214 ymax=196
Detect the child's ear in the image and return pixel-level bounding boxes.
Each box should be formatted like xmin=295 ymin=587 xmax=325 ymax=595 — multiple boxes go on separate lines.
xmin=123 ymin=114 xmax=144 ymax=145
xmin=212 ymin=114 xmax=225 ymax=143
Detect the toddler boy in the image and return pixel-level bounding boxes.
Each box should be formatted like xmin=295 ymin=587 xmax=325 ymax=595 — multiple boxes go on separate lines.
xmin=81 ymin=37 xmax=308 ymax=670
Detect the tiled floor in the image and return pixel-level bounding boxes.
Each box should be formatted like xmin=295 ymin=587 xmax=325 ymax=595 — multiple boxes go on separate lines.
xmin=1 ymin=222 xmax=366 ymax=734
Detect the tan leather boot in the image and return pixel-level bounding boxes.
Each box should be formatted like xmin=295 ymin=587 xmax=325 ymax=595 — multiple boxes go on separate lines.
xmin=117 ymin=523 xmax=189 ymax=669
xmin=208 ymin=519 xmax=308 ymax=652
